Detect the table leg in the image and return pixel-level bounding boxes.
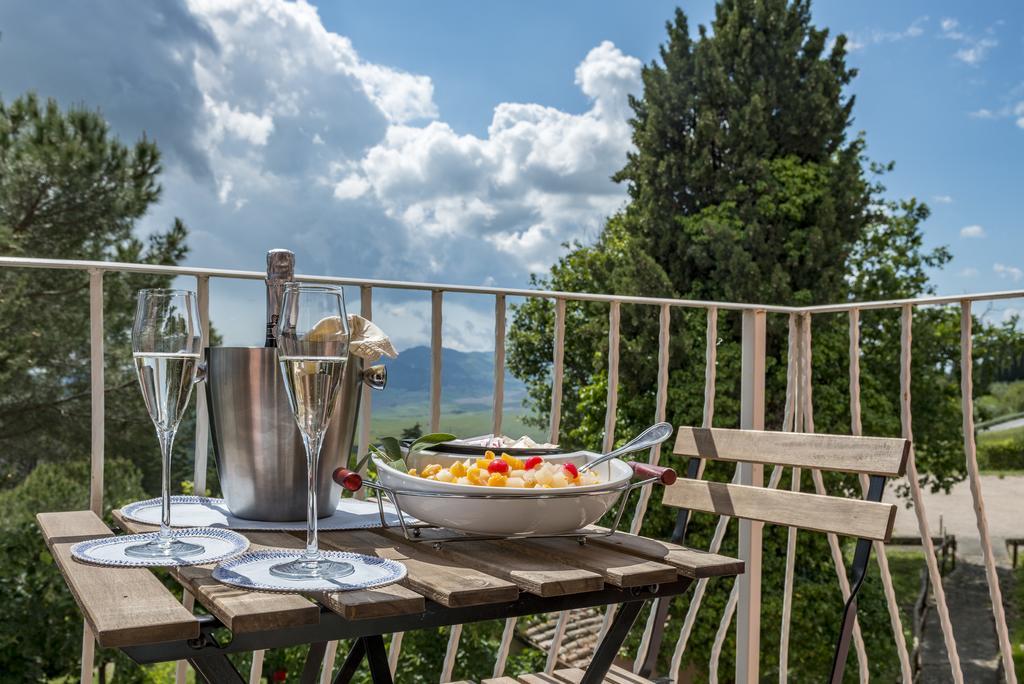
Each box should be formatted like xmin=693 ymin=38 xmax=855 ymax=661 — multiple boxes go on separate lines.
xmin=364 ymin=635 xmax=395 ymax=684
xmin=301 ymin=642 xmax=329 ymax=684
xmin=189 ymin=654 xmax=245 ymax=684
xmin=332 ymin=639 xmax=367 ymax=684
xmin=580 ymin=600 xmax=644 ymax=684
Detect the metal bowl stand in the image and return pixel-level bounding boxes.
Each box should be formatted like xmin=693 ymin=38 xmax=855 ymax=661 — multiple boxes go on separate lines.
xmin=359 ymin=477 xmax=660 ymax=548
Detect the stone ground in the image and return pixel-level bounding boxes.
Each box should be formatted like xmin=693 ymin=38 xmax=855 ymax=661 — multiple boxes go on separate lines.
xmin=884 ymin=474 xmax=1023 ymax=682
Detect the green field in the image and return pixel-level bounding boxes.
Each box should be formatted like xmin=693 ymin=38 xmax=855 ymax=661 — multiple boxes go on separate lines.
xmin=977 ymin=424 xmax=1024 ymax=445
xmin=369 ymin=409 xmax=546 ymax=443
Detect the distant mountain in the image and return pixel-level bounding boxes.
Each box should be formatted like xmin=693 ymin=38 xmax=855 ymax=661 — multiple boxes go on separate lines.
xmin=373 ymin=346 xmax=528 ymax=413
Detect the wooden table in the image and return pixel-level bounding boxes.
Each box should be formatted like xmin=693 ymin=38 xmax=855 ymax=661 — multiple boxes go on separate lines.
xmin=39 ymin=510 xmax=743 ymax=684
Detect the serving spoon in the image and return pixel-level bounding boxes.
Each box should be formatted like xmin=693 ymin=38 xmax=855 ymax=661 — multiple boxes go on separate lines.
xmin=577 ymin=421 xmax=675 ymax=474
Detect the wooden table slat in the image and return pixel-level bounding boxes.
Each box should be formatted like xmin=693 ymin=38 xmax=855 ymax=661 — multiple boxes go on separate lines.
xmin=376 ymin=528 xmax=605 ymax=597
xmin=584 ymin=527 xmax=745 ymax=579
xmin=245 ymin=530 xmax=425 ymax=620
xmin=497 ymin=538 xmax=678 ymax=588
xmin=113 ymin=513 xmax=322 ymax=632
xmin=37 ymin=511 xmax=200 ymax=648
xmin=316 ymin=529 xmax=519 ymax=607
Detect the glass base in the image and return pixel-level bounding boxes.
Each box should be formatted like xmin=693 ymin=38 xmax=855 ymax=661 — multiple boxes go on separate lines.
xmin=268 ymin=555 xmax=356 ymax=581
xmin=124 ymin=536 xmax=205 ymax=559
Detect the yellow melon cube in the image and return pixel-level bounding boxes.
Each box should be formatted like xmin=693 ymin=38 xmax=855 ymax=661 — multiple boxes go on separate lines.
xmin=487 ymin=472 xmax=508 ymax=487
xmin=501 ymin=453 xmax=524 ymax=470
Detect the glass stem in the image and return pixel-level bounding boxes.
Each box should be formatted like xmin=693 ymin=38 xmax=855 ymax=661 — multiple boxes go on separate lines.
xmin=304 ymin=431 xmax=324 ymax=561
xmin=158 ymin=428 xmax=175 ymax=546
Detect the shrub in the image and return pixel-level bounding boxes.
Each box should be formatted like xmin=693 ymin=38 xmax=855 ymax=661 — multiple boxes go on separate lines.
xmin=977 ymin=438 xmax=1024 ymax=470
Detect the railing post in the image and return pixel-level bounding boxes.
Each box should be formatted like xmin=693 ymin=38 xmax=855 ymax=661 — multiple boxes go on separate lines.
xmin=543 ymin=298 xmax=568 ymax=673
xmin=737 ymin=309 xmax=765 ymax=683
xmin=430 ymin=290 xmax=443 ymax=433
xmin=960 ymin=301 xmax=1016 ymax=683
xmin=492 ymin=294 xmax=506 ymax=437
xmin=88 ymin=269 xmax=105 ymax=515
xmin=81 ymin=268 xmax=105 ymax=684
xmin=177 ymin=275 xmax=211 ymax=684
xmin=356 ymin=286 xmax=374 ymax=494
xmin=549 ymin=298 xmax=566 ymax=443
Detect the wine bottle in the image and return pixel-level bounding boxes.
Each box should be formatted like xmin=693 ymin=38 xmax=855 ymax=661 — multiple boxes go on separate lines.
xmin=264 ymin=248 xmax=295 ymax=347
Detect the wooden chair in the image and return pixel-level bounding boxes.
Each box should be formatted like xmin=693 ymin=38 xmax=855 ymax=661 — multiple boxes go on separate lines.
xmin=642 ymin=426 xmax=910 ymax=683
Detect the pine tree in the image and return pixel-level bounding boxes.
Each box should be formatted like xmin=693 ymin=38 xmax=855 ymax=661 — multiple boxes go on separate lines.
xmin=616 ymin=0 xmax=867 ymax=306
xmin=0 ymin=93 xmax=191 ymax=490
xmin=508 ymin=2 xmax=967 ymax=679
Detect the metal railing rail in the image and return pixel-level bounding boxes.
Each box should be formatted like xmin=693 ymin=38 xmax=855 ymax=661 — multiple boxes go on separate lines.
xmin=2 ymin=255 xmax=1018 ymax=684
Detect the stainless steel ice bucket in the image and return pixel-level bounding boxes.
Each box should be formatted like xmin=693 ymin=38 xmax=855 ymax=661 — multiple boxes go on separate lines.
xmin=205 ymin=346 xmax=385 ymax=521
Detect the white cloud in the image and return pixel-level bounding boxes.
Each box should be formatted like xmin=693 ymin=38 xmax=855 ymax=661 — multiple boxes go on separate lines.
xmin=955 ymin=40 xmax=997 ymax=66
xmin=969 ymin=101 xmax=1024 ymax=129
xmin=932 ymin=194 xmax=954 ymax=204
xmin=960 ymin=224 xmax=986 ymax=238
xmin=333 ymin=174 xmax=370 ymax=200
xmin=994 ymin=263 xmax=1023 ymax=282
xmin=0 ymin=0 xmax=643 ymax=348
xmin=842 ymin=16 xmax=927 ymax=52
xmin=939 ymin=17 xmax=998 ymax=65
xmin=351 ymin=39 xmax=640 ymax=275
xmin=960 ymin=267 xmax=979 ymax=278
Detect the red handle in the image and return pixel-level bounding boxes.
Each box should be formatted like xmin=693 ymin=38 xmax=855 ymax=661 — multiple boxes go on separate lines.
xmin=333 ymin=467 xmax=363 ymax=492
xmin=628 ymin=461 xmax=677 ymax=486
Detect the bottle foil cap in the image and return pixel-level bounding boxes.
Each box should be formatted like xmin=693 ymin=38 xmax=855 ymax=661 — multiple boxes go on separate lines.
xmin=266 ymin=249 xmax=295 ymax=280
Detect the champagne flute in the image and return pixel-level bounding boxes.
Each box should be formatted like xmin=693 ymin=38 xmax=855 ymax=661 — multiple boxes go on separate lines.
xmin=270 ymin=284 xmax=354 ymax=580
xmin=126 ymin=289 xmax=205 ymax=558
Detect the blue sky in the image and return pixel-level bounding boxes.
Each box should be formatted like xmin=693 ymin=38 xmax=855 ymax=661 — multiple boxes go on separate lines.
xmin=325 ymin=1 xmax=1024 ymax=295
xmin=1 ymin=1 xmax=1022 ymax=347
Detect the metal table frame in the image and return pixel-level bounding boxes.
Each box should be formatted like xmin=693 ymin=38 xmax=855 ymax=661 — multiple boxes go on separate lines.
xmin=122 ymin=579 xmax=694 ymax=684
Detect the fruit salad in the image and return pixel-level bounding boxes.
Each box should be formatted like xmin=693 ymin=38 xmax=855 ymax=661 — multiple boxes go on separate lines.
xmin=408 ymin=452 xmax=600 ymax=488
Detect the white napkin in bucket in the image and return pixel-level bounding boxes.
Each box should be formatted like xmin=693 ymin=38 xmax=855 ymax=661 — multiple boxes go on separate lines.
xmin=348 ymin=314 xmax=398 ymax=363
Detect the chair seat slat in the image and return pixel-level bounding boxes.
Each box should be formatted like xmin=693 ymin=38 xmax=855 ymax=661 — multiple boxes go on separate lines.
xmin=661 ymin=479 xmax=897 ymax=542
xmin=674 ymin=427 xmax=909 ymax=477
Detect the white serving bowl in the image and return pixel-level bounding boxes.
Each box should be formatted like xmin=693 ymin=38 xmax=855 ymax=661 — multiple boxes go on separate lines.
xmin=370 ymin=451 xmax=635 ymax=536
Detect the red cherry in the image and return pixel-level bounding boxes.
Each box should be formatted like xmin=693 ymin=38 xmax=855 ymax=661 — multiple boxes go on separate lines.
xmin=487 ymin=459 xmax=510 ymax=474
xmin=523 ymin=456 xmax=543 ymax=470
xmin=563 ymin=463 xmax=579 ymax=479
xmin=272 ymin=670 xmax=288 ymax=682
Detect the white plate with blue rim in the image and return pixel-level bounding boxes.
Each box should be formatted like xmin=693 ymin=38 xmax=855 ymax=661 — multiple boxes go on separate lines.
xmin=71 ymin=528 xmax=249 ymax=568
xmin=121 ymin=495 xmax=412 ymax=530
xmin=213 ymin=550 xmax=408 ymax=593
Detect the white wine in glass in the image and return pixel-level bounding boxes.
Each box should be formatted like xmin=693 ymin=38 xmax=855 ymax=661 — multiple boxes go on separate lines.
xmin=126 ymin=289 xmax=206 ymax=559
xmin=270 ymin=284 xmax=354 ymax=580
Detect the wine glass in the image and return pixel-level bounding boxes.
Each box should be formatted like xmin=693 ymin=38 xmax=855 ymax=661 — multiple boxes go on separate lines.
xmin=270 ymin=283 xmax=354 ymax=580
xmin=126 ymin=289 xmax=205 ymax=558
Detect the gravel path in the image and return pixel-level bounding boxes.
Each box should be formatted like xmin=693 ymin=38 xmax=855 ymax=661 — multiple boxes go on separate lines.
xmin=885 ymin=474 xmax=1023 ymax=563
xmin=885 ymin=474 xmax=1021 ymax=682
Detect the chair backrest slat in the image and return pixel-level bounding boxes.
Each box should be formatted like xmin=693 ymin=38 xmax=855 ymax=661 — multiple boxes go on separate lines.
xmin=674 ymin=427 xmax=909 ymax=477
xmin=661 ymin=479 xmax=897 ymax=542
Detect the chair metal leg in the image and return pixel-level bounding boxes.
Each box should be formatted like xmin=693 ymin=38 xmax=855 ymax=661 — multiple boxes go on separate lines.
xmin=581 ymin=599 xmax=645 ymax=684
xmin=332 ymin=639 xmax=367 ymax=684
xmin=364 ymin=635 xmax=394 ymax=684
xmin=640 ymin=457 xmax=702 ymax=678
xmin=189 ymin=654 xmax=245 ymax=684
xmin=829 ymin=474 xmax=885 ymax=684
xmin=300 ymin=641 xmax=328 ymax=684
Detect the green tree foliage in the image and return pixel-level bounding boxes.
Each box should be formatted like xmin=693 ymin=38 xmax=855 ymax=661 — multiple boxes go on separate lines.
xmin=0 ymin=457 xmax=149 ymax=680
xmin=0 ymin=94 xmax=200 ymax=681
xmin=507 ymin=0 xmax=998 ymax=678
xmin=0 ymin=93 xmax=193 ymax=493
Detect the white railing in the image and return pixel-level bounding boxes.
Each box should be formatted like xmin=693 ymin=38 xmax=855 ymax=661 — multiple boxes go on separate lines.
xmin=1 ymin=254 xmax=1017 ymax=684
